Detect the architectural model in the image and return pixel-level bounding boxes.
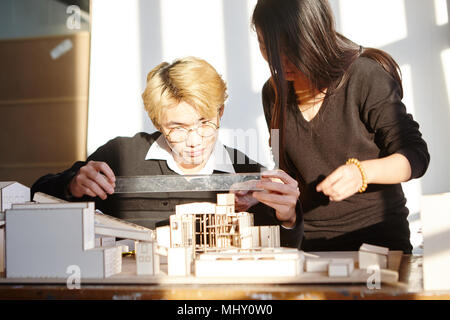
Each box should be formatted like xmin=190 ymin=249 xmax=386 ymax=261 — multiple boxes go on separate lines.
xmin=146 ymin=193 xmax=298 ymax=277
xmin=0 ymin=181 xmax=399 ymax=283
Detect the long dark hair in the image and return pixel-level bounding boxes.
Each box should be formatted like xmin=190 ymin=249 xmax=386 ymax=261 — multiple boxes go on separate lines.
xmin=252 ymin=0 xmax=402 ymax=172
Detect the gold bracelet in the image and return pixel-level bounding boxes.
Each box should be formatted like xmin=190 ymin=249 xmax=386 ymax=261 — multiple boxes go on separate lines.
xmin=346 ymin=158 xmax=368 ymax=193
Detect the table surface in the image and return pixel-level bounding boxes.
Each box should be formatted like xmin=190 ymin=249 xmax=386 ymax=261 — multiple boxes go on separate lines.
xmin=1 ymin=254 xmax=449 ymax=300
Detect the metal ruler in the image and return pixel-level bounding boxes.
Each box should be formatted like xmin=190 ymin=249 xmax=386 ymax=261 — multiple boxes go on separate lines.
xmin=114 ymin=173 xmax=263 ymax=194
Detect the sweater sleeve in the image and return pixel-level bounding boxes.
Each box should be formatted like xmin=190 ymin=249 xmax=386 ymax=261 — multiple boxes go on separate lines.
xmin=30 ymin=138 xmax=119 ymax=201
xmin=358 ymin=59 xmax=430 ymax=179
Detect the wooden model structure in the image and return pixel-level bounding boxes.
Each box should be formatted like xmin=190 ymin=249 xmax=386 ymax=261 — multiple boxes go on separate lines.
xmin=150 ymin=193 xmax=288 ymax=277
xmin=167 ymin=194 xmax=280 ymax=254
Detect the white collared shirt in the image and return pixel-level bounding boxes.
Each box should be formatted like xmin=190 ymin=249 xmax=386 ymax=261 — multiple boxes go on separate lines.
xmin=145 ymin=133 xmax=235 ymax=175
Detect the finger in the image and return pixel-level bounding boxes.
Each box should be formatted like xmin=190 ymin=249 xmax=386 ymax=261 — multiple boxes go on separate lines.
xmin=256 ymin=180 xmax=299 ymax=196
xmin=254 ymin=198 xmax=292 ymax=220
xmin=89 ymin=172 xmax=115 ymax=195
xmin=95 ymin=173 xmax=115 ymax=194
xmin=320 ymin=169 xmax=357 ymax=197
xmin=82 ymin=186 xmax=97 ymax=198
xmin=255 ymin=197 xmax=285 ymax=212
xmin=90 ymin=161 xmax=116 ymax=183
xmin=316 ymin=169 xmax=343 ymax=192
xmin=231 ymin=189 xmax=250 ymax=196
xmin=81 ymin=179 xmax=108 ymax=200
xmin=83 ymin=166 xmax=115 ymax=194
xmin=329 ymin=182 xmax=357 ymax=202
xmin=261 ymin=169 xmax=297 ymax=186
xmin=72 ymin=183 xmax=97 ymax=198
xmin=252 ymin=191 xmax=297 ymax=207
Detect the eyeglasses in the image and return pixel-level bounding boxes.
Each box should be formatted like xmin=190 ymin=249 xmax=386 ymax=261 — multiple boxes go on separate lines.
xmin=165 ymin=121 xmax=219 ymax=143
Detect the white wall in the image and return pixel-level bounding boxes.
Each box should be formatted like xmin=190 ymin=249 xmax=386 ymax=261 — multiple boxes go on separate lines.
xmin=88 ymin=0 xmax=450 ymax=205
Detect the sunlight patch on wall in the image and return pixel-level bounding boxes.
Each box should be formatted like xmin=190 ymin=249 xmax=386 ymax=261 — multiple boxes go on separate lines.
xmin=442 ymin=48 xmax=450 ymax=109
xmin=247 ymin=0 xmax=271 ymax=93
xmin=400 ymin=64 xmax=416 ymax=117
xmin=160 ymin=0 xmax=227 ymax=80
xmin=338 ymin=0 xmax=407 ymax=48
xmin=88 ymin=0 xmax=143 ymax=155
xmin=434 ymin=0 xmax=449 ymax=26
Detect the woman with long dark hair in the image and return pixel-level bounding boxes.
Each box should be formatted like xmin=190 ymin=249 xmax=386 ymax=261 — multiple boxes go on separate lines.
xmin=250 ymin=0 xmax=430 ymax=253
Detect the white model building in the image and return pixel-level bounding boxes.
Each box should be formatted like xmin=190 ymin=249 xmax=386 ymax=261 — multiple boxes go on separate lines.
xmin=0 ymin=181 xmax=30 ymax=212
xmin=305 ymin=256 xmax=355 ymax=277
xmin=135 ymin=241 xmax=159 ymax=275
xmin=151 ymin=193 xmax=293 ymax=277
xmin=5 ymin=202 xmax=122 ymax=278
xmin=358 ymin=243 xmax=389 ymax=269
xmin=328 ymin=258 xmax=355 ymax=277
xmin=195 ymin=248 xmax=304 ymax=278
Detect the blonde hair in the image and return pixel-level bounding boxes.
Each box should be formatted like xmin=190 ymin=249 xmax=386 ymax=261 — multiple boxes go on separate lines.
xmin=142 ymin=57 xmax=228 ymax=129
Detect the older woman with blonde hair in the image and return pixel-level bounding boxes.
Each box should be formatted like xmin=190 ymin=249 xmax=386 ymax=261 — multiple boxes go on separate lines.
xmin=31 ymin=56 xmax=303 ymax=248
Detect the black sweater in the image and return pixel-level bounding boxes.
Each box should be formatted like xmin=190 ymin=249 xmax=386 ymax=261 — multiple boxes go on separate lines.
xmin=262 ymin=57 xmax=430 ymax=253
xmin=31 ymin=131 xmax=303 ymax=248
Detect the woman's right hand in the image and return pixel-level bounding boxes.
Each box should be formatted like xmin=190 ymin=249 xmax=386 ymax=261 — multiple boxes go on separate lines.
xmin=252 ymin=169 xmax=300 ymax=228
xmin=68 ymin=161 xmax=116 ymax=200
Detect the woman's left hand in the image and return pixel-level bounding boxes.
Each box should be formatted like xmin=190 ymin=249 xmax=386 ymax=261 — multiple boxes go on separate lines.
xmin=252 ymin=169 xmax=300 ymax=228
xmin=316 ymin=163 xmax=364 ymax=201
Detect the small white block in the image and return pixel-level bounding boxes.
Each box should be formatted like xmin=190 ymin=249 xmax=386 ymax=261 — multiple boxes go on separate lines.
xmin=175 ymin=202 xmax=216 ymax=215
xmin=167 ymin=247 xmax=192 ymax=276
xmin=359 ymin=251 xmax=387 ymax=269
xmin=100 ymin=236 xmax=116 ymax=247
xmin=328 ymin=263 xmax=349 ymax=277
xmin=328 ymin=258 xmax=354 ymax=277
xmin=215 ymin=205 xmax=235 ymax=215
xmin=250 ymin=226 xmax=260 ymax=247
xmin=259 ymin=225 xmax=280 ymax=248
xmin=239 ymin=227 xmax=253 ymax=249
xmin=359 ymin=243 xmax=389 ymax=255
xmin=116 ymin=239 xmax=136 ymax=252
xmin=217 ymin=193 xmax=235 ymax=206
xmin=103 ymin=246 xmax=122 ymax=277
xmin=156 ymin=225 xmax=171 ymax=248
xmin=305 ymin=258 xmax=331 ymax=272
xmin=135 ymin=241 xmax=155 ymax=275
